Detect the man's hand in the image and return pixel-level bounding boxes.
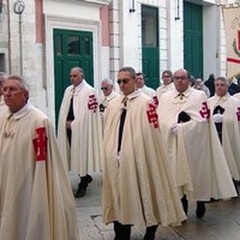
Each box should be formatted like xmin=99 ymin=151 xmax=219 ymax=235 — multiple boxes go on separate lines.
xmin=212 ymin=113 xmax=224 ymax=123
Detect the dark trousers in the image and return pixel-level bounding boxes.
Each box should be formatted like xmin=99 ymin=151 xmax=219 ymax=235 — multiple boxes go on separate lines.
xmin=113 ymin=221 xmax=131 ymax=240
xmin=144 ymin=225 xmax=158 ymax=240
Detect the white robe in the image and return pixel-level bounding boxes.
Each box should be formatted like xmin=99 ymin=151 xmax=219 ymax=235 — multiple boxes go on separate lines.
xmin=58 ymin=80 xmax=102 ymax=175
xmin=233 ymin=92 xmax=240 ymax=100
xmin=208 ymin=94 xmax=240 ymax=180
xmin=102 ymin=90 xmax=186 ymax=227
xmin=0 ymin=103 xmax=79 ymax=240
xmin=158 ymin=87 xmax=237 ymax=201
xmin=0 ymin=96 xmax=6 ymax=113
xmin=99 ymin=90 xmax=120 ymax=111
xmin=156 ymin=82 xmax=175 ymax=100
xmin=139 ymin=85 xmax=156 ymax=98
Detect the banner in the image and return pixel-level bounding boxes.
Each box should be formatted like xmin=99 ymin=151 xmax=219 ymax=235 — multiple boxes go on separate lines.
xmin=222 ymin=6 xmax=240 ymax=80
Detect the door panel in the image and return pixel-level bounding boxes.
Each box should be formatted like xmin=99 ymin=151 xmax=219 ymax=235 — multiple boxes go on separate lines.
xmin=53 ymin=29 xmax=93 ymax=126
xmin=142 ymin=5 xmax=159 ymax=90
xmin=184 ymin=2 xmax=203 ymax=78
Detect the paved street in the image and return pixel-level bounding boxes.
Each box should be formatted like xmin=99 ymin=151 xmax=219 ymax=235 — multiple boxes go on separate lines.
xmin=75 ymin=172 xmax=240 ymax=240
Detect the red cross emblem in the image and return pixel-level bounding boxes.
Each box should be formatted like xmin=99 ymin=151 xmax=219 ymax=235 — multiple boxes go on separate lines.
xmin=236 ymin=107 xmax=240 ymax=121
xmin=33 ymin=127 xmax=47 ymax=161
xmin=88 ymin=94 xmax=98 ymax=112
xmin=146 ymin=103 xmax=159 ymax=128
xmin=199 ymin=102 xmax=210 ymax=119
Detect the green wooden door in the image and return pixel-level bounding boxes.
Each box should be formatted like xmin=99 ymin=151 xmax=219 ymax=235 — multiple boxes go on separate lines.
xmin=53 ymin=29 xmax=93 ymax=125
xmin=142 ymin=48 xmax=159 ymax=89
xmin=142 ymin=5 xmax=159 ymax=90
xmin=184 ymin=2 xmax=203 ymax=78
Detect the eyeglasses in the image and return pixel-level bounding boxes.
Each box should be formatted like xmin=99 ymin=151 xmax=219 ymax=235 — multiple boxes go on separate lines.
xmin=174 ymin=76 xmax=188 ymax=81
xmin=70 ymin=74 xmax=78 ymax=78
xmin=117 ymin=79 xmax=131 ymax=85
xmin=162 ymin=75 xmax=171 ymax=78
xmin=101 ymin=87 xmax=108 ymax=91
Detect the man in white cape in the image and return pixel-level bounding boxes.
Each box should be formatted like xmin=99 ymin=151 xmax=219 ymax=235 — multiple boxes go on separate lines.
xmin=136 ymin=72 xmax=156 ymax=98
xmin=208 ymin=76 xmax=240 ymax=192
xmin=156 ymin=70 xmax=175 ymax=100
xmin=0 ymin=75 xmax=79 ymax=240
xmin=99 ymin=78 xmax=119 ymax=114
xmin=58 ymin=67 xmax=102 ymax=198
xmin=158 ymin=69 xmax=237 ymax=219
xmin=102 ymin=67 xmax=186 ymax=240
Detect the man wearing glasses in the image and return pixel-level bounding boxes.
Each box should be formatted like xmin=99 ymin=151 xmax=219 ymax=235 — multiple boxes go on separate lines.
xmin=156 ymin=70 xmax=175 ymax=100
xmin=158 ymin=68 xmax=237 ymax=219
xmin=0 ymin=75 xmax=79 ymax=240
xmin=99 ymin=78 xmax=119 ymax=113
xmin=58 ymin=67 xmax=102 ymax=198
xmin=102 ymin=66 xmax=186 ymax=240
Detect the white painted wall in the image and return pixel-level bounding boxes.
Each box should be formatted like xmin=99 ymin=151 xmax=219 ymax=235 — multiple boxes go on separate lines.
xmin=112 ymin=0 xmax=169 ymax=85
xmin=168 ymin=0 xmax=184 ymax=73
xmin=0 ymin=0 xmax=231 ymax=124
xmin=203 ymin=5 xmax=220 ymax=80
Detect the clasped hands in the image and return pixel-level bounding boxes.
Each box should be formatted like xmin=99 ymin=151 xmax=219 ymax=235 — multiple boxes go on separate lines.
xmin=212 ymin=113 xmax=223 ymax=123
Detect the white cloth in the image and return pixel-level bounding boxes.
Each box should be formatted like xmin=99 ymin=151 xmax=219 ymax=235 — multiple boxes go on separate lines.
xmin=156 ymin=82 xmax=175 ymax=100
xmin=158 ymin=87 xmax=237 ymax=201
xmin=58 ymin=80 xmax=102 ymax=175
xmin=0 ymin=96 xmax=6 ymax=113
xmin=0 ymin=103 xmax=79 ymax=240
xmin=139 ymin=85 xmax=156 ymax=98
xmin=102 ymin=90 xmax=186 ymax=227
xmin=99 ymin=90 xmax=120 ymax=111
xmin=233 ymin=92 xmax=240 ymax=100
xmin=208 ymin=93 xmax=240 ymax=180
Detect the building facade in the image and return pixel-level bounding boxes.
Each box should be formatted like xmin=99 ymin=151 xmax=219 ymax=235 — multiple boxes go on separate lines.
xmin=0 ymin=0 xmax=235 ymax=125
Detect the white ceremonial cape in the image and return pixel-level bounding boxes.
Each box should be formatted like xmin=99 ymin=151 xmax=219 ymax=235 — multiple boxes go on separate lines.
xmin=208 ymin=93 xmax=240 ymax=180
xmin=158 ymin=87 xmax=237 ymax=201
xmin=58 ymin=80 xmax=102 ymax=175
xmin=102 ymin=90 xmax=186 ymax=227
xmin=0 ymin=103 xmax=79 ymax=240
xmin=140 ymin=85 xmax=156 ymax=98
xmin=99 ymin=90 xmax=120 ymax=109
xmin=156 ymin=82 xmax=175 ymax=100
xmin=0 ymin=96 xmax=6 ymax=113
xmin=233 ymin=92 xmax=240 ymax=100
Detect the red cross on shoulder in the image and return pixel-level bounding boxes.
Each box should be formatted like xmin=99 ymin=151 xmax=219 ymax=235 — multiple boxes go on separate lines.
xmin=88 ymin=94 xmax=98 ymax=112
xmin=199 ymin=102 xmax=210 ymax=119
xmin=146 ymin=103 xmax=159 ymax=128
xmin=33 ymin=127 xmax=48 ymax=161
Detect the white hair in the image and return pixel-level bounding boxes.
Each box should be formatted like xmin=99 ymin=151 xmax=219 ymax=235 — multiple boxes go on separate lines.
xmin=101 ymin=78 xmax=114 ymax=86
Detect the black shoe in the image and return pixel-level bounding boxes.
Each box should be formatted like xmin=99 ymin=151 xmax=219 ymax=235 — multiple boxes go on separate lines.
xmin=74 ymin=175 xmax=93 ymax=198
xmin=75 ymin=188 xmax=86 ymax=198
xmin=196 ymin=201 xmax=206 ymax=219
xmin=181 ymin=195 xmax=188 ymax=215
xmin=233 ymin=179 xmax=239 ymax=198
xmin=86 ymin=174 xmax=93 ymax=184
xmin=75 ymin=176 xmax=88 ymax=198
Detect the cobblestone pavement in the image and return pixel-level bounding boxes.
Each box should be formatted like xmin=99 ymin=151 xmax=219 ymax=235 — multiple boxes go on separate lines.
xmin=75 ymin=172 xmax=240 ymax=240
